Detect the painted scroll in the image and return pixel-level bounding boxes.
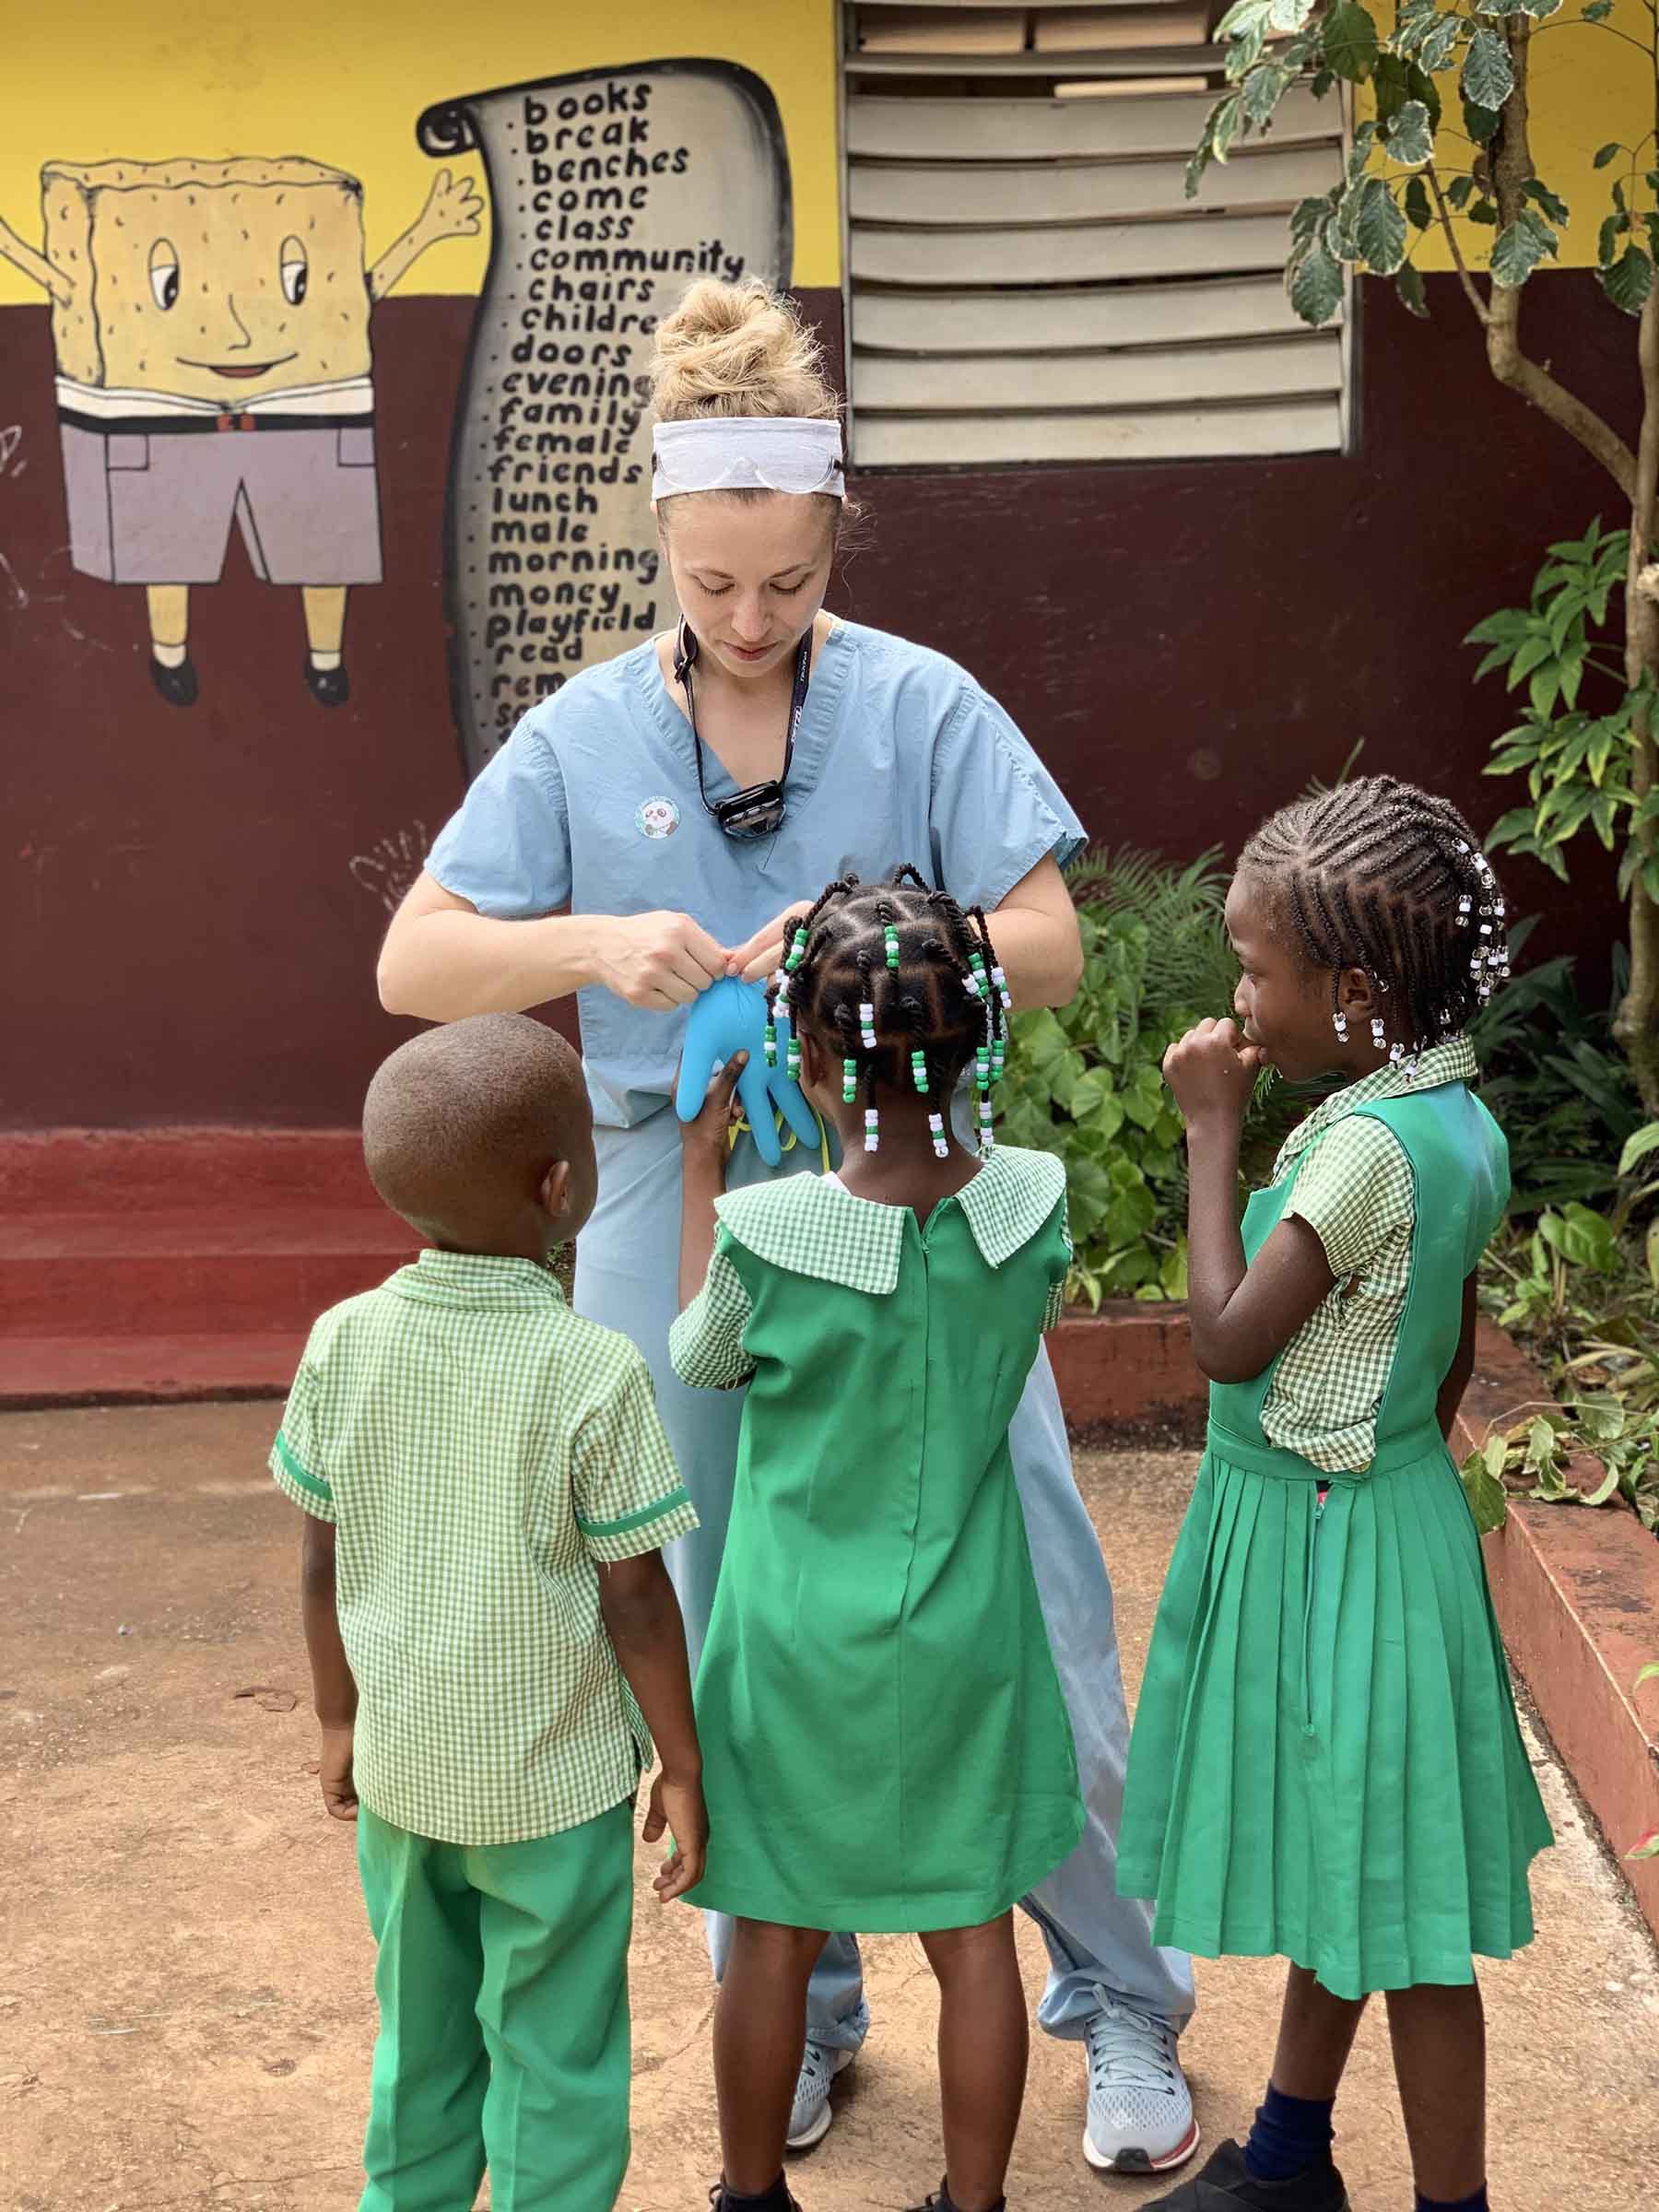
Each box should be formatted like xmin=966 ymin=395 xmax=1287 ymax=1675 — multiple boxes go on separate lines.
xmin=418 ymin=62 xmax=793 ymax=777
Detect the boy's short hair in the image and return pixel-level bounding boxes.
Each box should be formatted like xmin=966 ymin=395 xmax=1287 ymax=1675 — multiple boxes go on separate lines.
xmin=363 ymin=1014 xmax=588 ymax=1243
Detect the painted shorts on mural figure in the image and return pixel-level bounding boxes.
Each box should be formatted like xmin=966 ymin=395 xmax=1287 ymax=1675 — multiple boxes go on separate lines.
xmin=0 ymin=155 xmax=481 ymax=708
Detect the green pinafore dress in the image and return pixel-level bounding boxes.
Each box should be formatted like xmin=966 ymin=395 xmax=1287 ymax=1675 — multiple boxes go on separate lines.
xmin=669 ymin=1146 xmax=1086 ymax=1933
xmin=1117 ymin=1081 xmax=1552 ymax=1998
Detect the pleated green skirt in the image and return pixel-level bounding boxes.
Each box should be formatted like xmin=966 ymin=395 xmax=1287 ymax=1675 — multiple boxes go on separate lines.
xmin=1117 ymin=1419 xmax=1552 ymax=1999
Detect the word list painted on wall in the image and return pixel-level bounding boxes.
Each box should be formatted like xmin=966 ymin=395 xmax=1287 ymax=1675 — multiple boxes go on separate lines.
xmin=418 ymin=63 xmax=792 ymax=776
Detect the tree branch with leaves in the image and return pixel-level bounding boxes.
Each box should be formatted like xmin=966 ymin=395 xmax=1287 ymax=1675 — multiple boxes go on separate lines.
xmin=1193 ymin=0 xmax=1659 ymax=1104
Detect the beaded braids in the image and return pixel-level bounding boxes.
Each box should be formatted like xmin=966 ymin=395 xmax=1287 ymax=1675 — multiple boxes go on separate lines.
xmin=765 ymin=868 xmax=1012 ymax=1156
xmin=1240 ymin=775 xmax=1511 ymax=1068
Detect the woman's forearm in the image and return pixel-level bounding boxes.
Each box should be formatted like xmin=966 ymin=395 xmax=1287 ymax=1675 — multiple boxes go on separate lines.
xmin=988 ymin=858 xmax=1085 ymax=1012
xmin=379 ymin=902 xmax=612 ymax=1020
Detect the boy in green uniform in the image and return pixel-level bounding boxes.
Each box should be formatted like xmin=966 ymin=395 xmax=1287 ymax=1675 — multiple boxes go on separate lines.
xmin=270 ymin=1012 xmax=705 ymax=2212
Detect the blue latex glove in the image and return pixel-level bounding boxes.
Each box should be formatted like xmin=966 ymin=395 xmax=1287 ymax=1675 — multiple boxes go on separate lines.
xmin=675 ymin=976 xmax=821 ymax=1168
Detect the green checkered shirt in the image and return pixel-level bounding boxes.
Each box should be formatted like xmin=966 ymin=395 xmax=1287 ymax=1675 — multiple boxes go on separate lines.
xmin=270 ymin=1249 xmax=698 ymax=1846
xmin=670 ymin=1147 xmax=1071 ymax=1389
xmin=1262 ymin=1037 xmax=1478 ymax=1473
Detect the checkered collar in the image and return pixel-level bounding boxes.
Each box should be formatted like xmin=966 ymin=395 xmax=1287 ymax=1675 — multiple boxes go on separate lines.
xmin=391 ymin=1248 xmax=568 ymax=1308
xmin=1274 ymin=1035 xmax=1478 ymax=1179
xmin=713 ymin=1146 xmax=1066 ymax=1296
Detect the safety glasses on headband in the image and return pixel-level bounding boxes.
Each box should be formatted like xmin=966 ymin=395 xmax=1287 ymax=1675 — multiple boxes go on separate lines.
xmin=652 ymin=417 xmax=846 ymax=500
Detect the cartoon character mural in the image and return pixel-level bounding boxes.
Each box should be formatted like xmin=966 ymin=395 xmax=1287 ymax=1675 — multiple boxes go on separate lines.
xmin=0 ymin=157 xmax=481 ymax=706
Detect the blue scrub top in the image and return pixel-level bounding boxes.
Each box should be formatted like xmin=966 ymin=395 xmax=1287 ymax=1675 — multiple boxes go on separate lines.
xmin=427 ymin=619 xmax=1085 ymax=1127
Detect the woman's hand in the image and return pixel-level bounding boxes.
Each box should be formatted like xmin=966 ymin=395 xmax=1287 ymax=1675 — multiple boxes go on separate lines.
xmin=1162 ymin=1018 xmax=1267 ymax=1130
xmin=726 ymin=901 xmax=812 ymax=985
xmin=596 ymin=912 xmax=726 ymax=1009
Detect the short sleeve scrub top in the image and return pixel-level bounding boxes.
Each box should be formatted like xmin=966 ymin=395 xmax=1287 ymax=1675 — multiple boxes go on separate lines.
xmin=426 ymin=619 xmax=1086 ymax=1642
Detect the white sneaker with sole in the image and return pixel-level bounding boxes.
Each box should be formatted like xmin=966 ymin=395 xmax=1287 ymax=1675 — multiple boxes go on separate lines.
xmin=1081 ymin=1992 xmax=1199 ymax=2176
xmin=786 ymin=2040 xmax=854 ymax=2151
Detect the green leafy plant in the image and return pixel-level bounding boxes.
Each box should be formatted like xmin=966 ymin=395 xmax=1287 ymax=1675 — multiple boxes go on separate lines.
xmin=1190 ymin=0 xmax=1659 ymax=1110
xmin=1472 ymin=519 xmax=1659 ymax=901
xmin=1466 ymin=1121 xmax=1659 ymax=1538
xmin=997 ymin=848 xmax=1282 ymax=1305
xmin=1468 ymin=924 xmax=1644 ymax=1209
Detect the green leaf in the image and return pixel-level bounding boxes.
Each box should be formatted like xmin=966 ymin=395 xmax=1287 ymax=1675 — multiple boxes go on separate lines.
xmin=1288 ymin=241 xmax=1345 ymax=325
xmin=1463 ymin=1444 xmax=1510 ymax=1534
xmin=1583 ymin=1463 xmax=1621 ymax=1508
xmin=1406 ymin=59 xmax=1443 ymax=128
xmin=1242 ymin=61 xmax=1294 ymax=127
xmin=1594 ymin=140 xmax=1623 ymax=168
xmin=1265 ymin=0 xmax=1317 ymax=28
xmin=1211 ymin=92 xmax=1244 ymax=165
xmin=1446 ymin=174 xmax=1476 ymax=210
xmin=1371 ymin=51 xmax=1411 ymax=122
xmin=1404 ymin=175 xmax=1434 ymax=229
xmin=1322 ymin=0 xmax=1380 ymax=81
xmin=1621 ymin=1124 xmax=1659 ymax=1177
xmin=1490 ymin=211 xmax=1558 ymax=288
xmin=1636 ymin=1661 xmax=1659 ymax=1689
xmin=1347 ymin=117 xmax=1379 ymax=184
xmin=1355 ymin=176 xmax=1408 ymax=274
xmin=1630 ymin=1830 xmax=1659 ymax=1863
xmin=1290 ymin=193 xmax=1334 ymax=246
xmin=1418 ymin=13 xmax=1463 ymax=69
xmin=1584 ymin=0 xmax=1615 ymax=18
xmin=1602 ymin=246 xmax=1655 ymax=316
xmin=1523 ymin=178 xmax=1571 ymax=226
xmin=1600 ymin=211 xmax=1632 ymax=269
xmin=1395 ymin=260 xmax=1430 ymax=317
xmin=1384 ymin=98 xmax=1433 ymax=170
xmin=1215 ymin=0 xmax=1274 ymax=36
xmin=1467 ymin=198 xmax=1500 ymax=226
xmin=1463 ymin=28 xmax=1514 ymax=109
xmin=1463 ymin=99 xmax=1502 ymax=145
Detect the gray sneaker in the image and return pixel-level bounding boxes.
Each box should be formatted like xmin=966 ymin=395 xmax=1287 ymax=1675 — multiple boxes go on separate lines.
xmin=786 ymin=2040 xmax=853 ymax=2151
xmin=1081 ymin=1993 xmax=1199 ymax=2175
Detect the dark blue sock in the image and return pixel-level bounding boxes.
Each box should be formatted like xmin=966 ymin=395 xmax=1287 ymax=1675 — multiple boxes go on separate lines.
xmin=1242 ymin=2084 xmax=1335 ymax=2183
xmin=1416 ymin=2193 xmax=1488 ymax=2212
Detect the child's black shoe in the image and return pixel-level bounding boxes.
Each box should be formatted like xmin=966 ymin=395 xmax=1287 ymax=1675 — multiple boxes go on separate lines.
xmin=709 ymin=2178 xmax=802 ymax=2212
xmin=1144 ymin=2139 xmax=1349 ymax=2211
xmin=904 ymin=2183 xmax=1006 ymax=2212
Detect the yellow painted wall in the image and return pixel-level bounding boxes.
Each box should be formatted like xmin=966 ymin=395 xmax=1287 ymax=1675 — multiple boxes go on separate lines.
xmin=0 ymin=0 xmax=841 ymax=306
xmin=1366 ymin=0 xmax=1651 ymax=272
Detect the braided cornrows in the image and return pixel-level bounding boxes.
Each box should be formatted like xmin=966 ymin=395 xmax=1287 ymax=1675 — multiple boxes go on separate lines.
xmin=765 ymin=870 xmax=1011 ymax=1155
xmin=1241 ymin=775 xmax=1510 ymax=1059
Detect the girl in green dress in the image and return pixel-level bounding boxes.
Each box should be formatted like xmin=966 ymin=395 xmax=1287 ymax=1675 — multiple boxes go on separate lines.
xmin=670 ymin=871 xmax=1086 ymax=2212
xmin=1118 ymin=779 xmax=1552 ymax=2212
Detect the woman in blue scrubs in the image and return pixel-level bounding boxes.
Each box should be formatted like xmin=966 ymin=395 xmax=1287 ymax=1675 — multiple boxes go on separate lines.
xmin=378 ymin=278 xmax=1196 ymax=2182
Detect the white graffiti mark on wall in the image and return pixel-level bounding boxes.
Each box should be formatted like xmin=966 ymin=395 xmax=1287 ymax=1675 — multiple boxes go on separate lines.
xmin=349 ymin=822 xmax=430 ymax=912
xmin=1 ymin=425 xmax=24 ymax=476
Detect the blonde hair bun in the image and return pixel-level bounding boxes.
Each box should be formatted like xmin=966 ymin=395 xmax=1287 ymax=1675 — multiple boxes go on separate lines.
xmin=649 ymin=276 xmax=839 ymax=424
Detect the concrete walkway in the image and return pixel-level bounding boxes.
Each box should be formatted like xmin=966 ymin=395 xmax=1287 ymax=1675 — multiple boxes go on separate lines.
xmin=3 ymin=1406 xmax=1655 ymax=2212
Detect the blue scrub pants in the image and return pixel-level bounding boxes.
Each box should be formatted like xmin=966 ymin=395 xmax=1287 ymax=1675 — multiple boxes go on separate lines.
xmin=575 ymin=1107 xmax=1194 ymax=2051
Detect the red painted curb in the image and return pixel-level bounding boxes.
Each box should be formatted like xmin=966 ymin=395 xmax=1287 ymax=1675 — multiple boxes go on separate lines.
xmin=1455 ymin=1324 xmax=1659 ymax=1939
xmin=1048 ymin=1305 xmax=1206 ymax=1436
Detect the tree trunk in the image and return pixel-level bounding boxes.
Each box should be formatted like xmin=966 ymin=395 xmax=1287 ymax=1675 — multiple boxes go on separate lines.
xmin=1614 ymin=285 xmax=1659 ymax=1115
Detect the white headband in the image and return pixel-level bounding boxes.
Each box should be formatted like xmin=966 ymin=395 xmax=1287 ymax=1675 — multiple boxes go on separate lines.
xmin=652 ymin=415 xmax=846 ymax=502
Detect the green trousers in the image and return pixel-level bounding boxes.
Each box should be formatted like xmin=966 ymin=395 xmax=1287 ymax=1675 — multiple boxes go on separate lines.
xmin=356 ymin=1798 xmax=634 ymax=2212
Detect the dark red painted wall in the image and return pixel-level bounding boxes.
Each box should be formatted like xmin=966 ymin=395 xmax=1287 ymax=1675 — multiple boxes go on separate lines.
xmin=0 ymin=272 xmax=1633 ymax=1129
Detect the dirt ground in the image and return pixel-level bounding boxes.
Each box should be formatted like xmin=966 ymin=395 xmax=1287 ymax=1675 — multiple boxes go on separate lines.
xmin=4 ymin=1405 xmax=1657 ymax=2212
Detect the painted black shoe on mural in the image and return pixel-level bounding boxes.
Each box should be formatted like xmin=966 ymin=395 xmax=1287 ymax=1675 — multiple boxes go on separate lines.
xmin=148 ymin=655 xmax=199 ymax=709
xmin=304 ymin=660 xmax=351 ymax=708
